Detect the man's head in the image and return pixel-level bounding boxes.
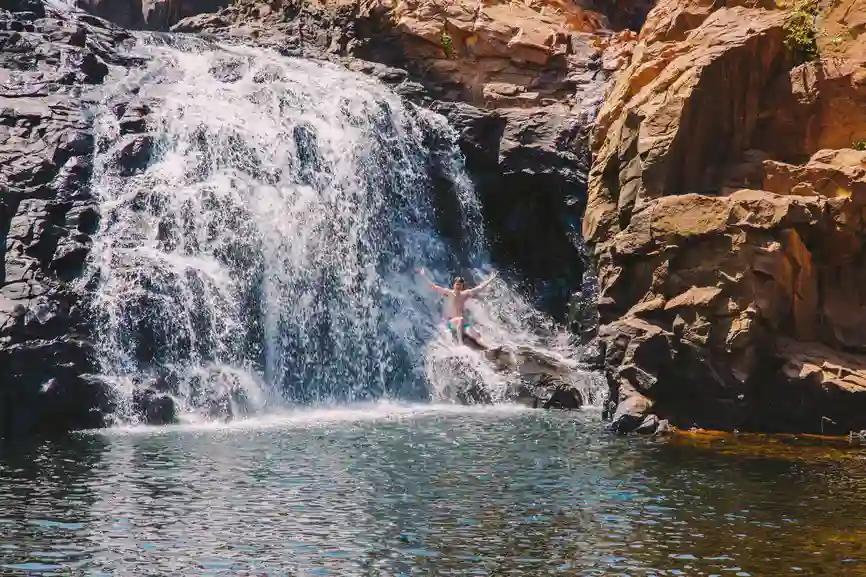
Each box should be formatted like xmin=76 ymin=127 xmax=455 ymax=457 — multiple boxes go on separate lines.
xmin=452 ymin=276 xmax=466 ymax=292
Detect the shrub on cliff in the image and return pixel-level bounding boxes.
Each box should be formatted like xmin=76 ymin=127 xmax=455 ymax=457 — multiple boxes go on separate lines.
xmin=782 ymin=0 xmax=819 ymax=65
xmin=440 ymin=29 xmax=454 ymax=58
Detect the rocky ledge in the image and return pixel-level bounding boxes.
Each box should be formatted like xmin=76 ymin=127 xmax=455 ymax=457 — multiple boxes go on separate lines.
xmin=586 ymin=0 xmax=866 ymax=435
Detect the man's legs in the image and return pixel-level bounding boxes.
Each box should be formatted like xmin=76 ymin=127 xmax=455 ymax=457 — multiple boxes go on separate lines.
xmin=463 ymin=325 xmax=488 ymax=350
xmin=448 ymin=317 xmax=465 ymax=345
xmin=465 ymin=325 xmax=504 ymax=357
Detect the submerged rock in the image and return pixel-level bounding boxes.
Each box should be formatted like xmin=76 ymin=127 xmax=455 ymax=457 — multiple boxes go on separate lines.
xmin=132 ymin=388 xmax=177 ymax=425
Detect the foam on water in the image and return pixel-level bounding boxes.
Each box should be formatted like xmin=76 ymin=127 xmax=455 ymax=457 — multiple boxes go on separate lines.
xmin=92 ymin=400 xmax=537 ymax=436
xmin=80 ymin=34 xmax=599 ymax=424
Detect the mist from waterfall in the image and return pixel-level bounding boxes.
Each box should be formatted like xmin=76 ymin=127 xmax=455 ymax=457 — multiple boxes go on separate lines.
xmin=81 ymin=35 xmax=598 ymax=423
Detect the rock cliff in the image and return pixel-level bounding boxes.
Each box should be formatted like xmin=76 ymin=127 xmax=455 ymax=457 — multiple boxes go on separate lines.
xmin=585 ymin=0 xmax=866 ymax=435
xmin=172 ymin=0 xmax=640 ymax=107
xmin=0 ymin=0 xmax=142 ymax=435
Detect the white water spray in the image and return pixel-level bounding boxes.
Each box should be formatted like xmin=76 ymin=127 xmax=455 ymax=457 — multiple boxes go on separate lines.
xmin=81 ymin=35 xmax=599 ymax=423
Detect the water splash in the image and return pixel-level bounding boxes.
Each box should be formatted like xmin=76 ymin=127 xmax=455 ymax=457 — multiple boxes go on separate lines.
xmin=81 ymin=35 xmax=598 ymax=422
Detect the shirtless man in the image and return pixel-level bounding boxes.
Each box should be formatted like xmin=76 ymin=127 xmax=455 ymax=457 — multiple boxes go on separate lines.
xmin=416 ymin=267 xmax=498 ymax=349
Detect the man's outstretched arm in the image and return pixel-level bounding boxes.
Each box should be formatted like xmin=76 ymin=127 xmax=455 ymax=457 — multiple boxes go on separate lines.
xmin=416 ymin=268 xmax=452 ymax=295
xmin=464 ymin=271 xmax=498 ymax=296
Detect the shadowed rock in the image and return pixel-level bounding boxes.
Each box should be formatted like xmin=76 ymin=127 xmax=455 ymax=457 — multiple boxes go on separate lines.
xmin=0 ymin=2 xmax=138 ymax=437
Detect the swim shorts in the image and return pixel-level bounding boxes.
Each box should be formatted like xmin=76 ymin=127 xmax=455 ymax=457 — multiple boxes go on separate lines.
xmin=445 ymin=318 xmax=471 ymax=331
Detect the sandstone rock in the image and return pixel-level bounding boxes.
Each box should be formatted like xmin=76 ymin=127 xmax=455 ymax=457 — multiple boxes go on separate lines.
xmin=762 ymin=148 xmax=866 ymax=204
xmin=584 ymin=0 xmax=866 ymax=434
xmin=755 ymin=59 xmax=866 ymax=161
xmin=388 ymin=0 xmax=611 ymax=101
xmin=774 ymin=339 xmax=866 ymax=434
xmin=585 ymin=4 xmax=788 ymax=245
xmin=817 ymin=0 xmax=866 ymax=62
xmin=172 ymin=0 xmax=632 ymax=108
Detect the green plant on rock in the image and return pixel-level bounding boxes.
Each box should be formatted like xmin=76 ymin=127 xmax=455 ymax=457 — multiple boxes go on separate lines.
xmin=440 ymin=29 xmax=454 ymax=58
xmin=853 ymin=140 xmax=866 ymax=151
xmin=783 ymin=0 xmax=820 ymax=65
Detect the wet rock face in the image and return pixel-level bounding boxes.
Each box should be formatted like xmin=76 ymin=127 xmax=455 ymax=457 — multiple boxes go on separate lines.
xmin=0 ymin=3 xmax=140 ymax=437
xmin=445 ymin=344 xmax=597 ymax=409
xmin=430 ymin=101 xmax=591 ymax=321
xmin=585 ymin=0 xmax=866 ymax=434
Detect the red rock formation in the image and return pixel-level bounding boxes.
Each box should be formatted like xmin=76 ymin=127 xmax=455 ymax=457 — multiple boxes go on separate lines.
xmin=585 ymin=0 xmax=866 ymax=434
xmin=174 ymin=0 xmax=642 ymax=108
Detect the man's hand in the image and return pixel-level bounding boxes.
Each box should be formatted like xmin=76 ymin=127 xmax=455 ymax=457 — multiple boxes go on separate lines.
xmin=416 ymin=267 xmax=451 ymax=295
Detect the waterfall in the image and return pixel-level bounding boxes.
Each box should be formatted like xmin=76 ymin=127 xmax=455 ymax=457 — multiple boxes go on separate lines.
xmin=81 ymin=35 xmax=595 ymax=423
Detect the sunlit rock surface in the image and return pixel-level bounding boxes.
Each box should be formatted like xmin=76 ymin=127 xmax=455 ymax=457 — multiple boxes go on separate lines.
xmin=585 ymin=0 xmax=866 ymax=435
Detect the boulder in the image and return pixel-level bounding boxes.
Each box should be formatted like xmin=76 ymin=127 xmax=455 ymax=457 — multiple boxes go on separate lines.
xmin=133 ymin=388 xmax=178 ymax=425
xmin=496 ymin=344 xmax=601 ymax=409
xmin=773 ymin=339 xmax=866 ymax=435
xmin=0 ymin=342 xmax=113 ymax=437
xmin=755 ymin=59 xmax=866 ymax=161
xmin=514 ymin=376 xmax=584 ymax=410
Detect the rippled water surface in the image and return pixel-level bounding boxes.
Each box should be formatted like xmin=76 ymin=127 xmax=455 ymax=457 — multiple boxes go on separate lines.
xmin=2 ymin=405 xmax=866 ymax=576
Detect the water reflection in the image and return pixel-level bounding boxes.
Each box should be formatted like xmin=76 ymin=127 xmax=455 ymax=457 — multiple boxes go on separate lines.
xmin=0 ymin=435 xmax=107 ymax=573
xmin=1 ymin=406 xmax=866 ymax=575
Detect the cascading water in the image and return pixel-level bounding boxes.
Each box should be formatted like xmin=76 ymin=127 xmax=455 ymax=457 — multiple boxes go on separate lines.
xmin=81 ymin=34 xmax=599 ymax=423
